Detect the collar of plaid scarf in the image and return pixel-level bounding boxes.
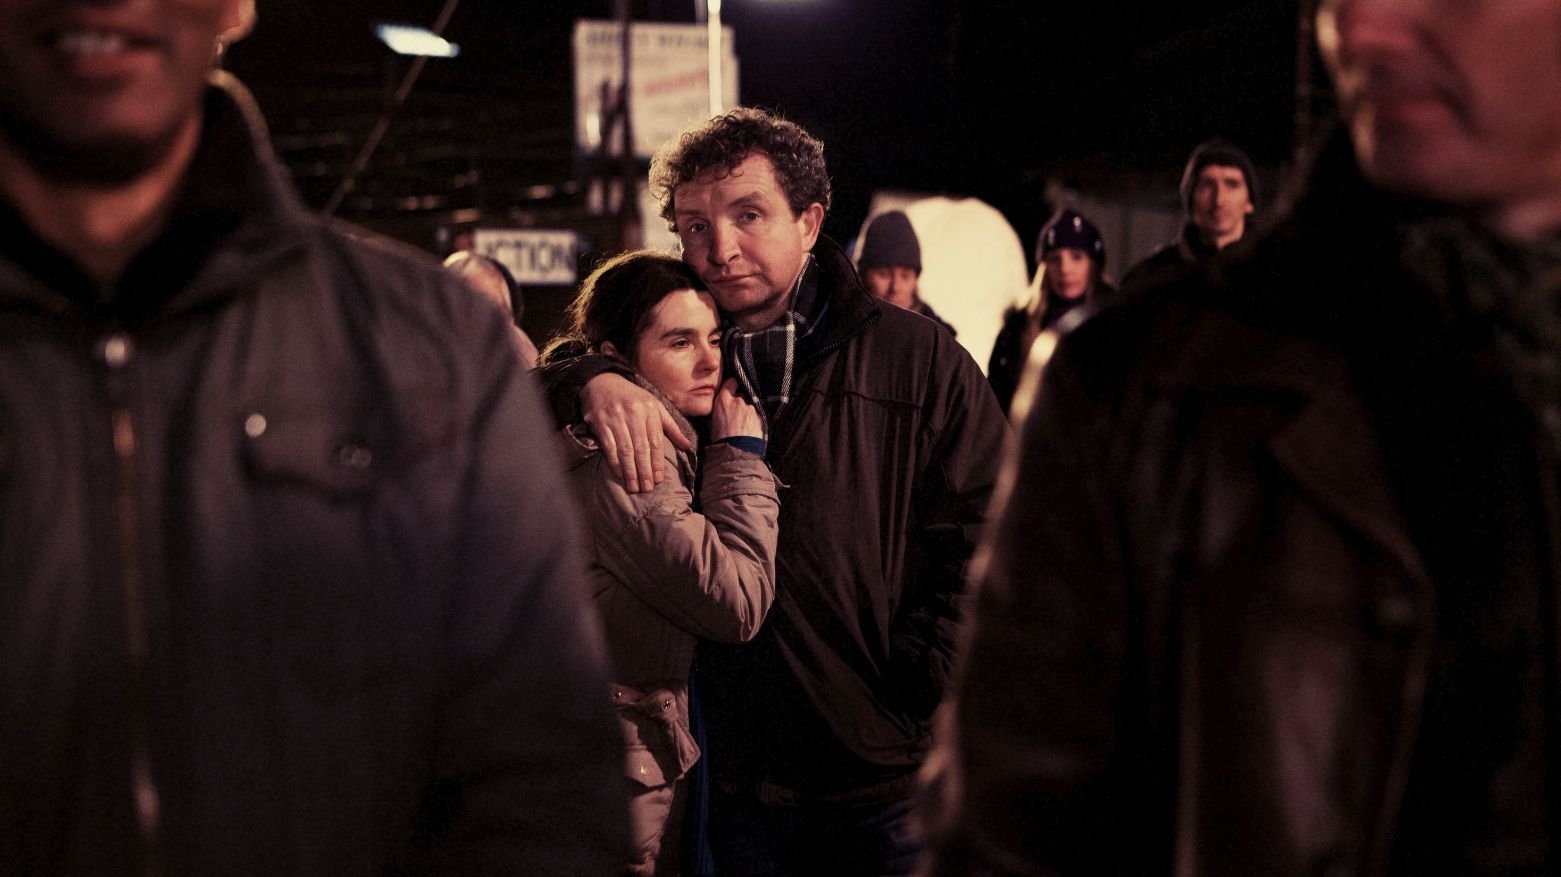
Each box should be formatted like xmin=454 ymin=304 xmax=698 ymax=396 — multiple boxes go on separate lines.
xmin=1401 ymin=216 xmax=1561 ymax=447
xmin=723 ymin=254 xmax=827 ymax=433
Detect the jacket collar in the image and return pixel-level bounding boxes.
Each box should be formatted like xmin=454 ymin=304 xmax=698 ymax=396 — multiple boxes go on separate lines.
xmin=799 ymin=234 xmax=882 ymax=361
xmin=1150 ymin=311 xmax=1433 ymax=592
xmin=1152 ymin=134 xmax=1440 ymax=589
xmin=1176 ymin=223 xmax=1223 ymax=261
xmin=1265 ymin=377 xmax=1432 ymax=587
xmin=629 ymin=369 xmax=700 ymax=452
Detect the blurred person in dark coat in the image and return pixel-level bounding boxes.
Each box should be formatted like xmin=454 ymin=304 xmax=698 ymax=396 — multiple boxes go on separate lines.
xmin=0 ymin=1 xmax=625 ymax=873
xmin=922 ymin=0 xmax=1561 ymax=874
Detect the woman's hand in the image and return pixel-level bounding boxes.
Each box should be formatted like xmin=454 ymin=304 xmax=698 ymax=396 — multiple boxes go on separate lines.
xmin=710 ymin=378 xmax=762 ymax=441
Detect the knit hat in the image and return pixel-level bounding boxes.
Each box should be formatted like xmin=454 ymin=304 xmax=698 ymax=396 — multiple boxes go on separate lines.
xmin=1037 ymin=208 xmax=1106 ymax=269
xmin=858 ymin=211 xmax=922 ymax=274
xmin=1179 ymin=138 xmax=1260 ymax=216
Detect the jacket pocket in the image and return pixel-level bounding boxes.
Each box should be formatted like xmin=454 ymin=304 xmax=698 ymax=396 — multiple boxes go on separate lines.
xmin=241 ymin=408 xmax=379 ymax=498
xmin=239 ymin=404 xmax=416 ymax=693
xmin=611 ymin=684 xmax=700 ymax=788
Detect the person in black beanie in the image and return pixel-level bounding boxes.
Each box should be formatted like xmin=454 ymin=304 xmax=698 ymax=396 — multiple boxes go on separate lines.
xmin=1122 ymin=137 xmax=1260 ymax=292
xmin=857 ymin=210 xmax=957 ymax=336
xmin=986 ymin=208 xmax=1113 ymax=414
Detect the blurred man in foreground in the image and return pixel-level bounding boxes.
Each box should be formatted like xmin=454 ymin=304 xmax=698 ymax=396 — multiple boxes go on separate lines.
xmin=0 ymin=1 xmax=625 ymax=872
xmin=923 ymin=0 xmax=1561 ymax=874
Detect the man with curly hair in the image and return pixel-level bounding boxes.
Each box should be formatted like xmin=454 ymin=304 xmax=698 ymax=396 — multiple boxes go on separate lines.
xmin=541 ymin=107 xmax=1008 ymax=875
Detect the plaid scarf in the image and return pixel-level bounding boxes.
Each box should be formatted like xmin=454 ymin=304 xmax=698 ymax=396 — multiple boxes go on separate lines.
xmin=723 ymin=255 xmax=827 ymax=435
xmin=1402 ymin=217 xmax=1561 ymax=450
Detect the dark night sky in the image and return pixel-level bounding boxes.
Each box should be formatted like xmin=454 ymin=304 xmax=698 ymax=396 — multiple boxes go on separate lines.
xmin=225 ymin=1 xmax=1315 ymax=252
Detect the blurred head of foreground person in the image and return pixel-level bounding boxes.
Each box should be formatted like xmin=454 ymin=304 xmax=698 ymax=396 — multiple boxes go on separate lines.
xmin=541 ymin=250 xmax=777 ymax=876
xmin=920 ymin=2 xmax=1561 ymax=876
xmin=0 ymin=1 xmax=626 ymax=873
xmin=443 ymin=249 xmax=541 ymax=366
xmin=444 ymin=249 xmax=519 ymax=315
xmin=535 ymin=107 xmax=1009 ymax=877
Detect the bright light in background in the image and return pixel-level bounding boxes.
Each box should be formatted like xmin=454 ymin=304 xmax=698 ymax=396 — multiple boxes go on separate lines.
xmin=374 ymin=23 xmax=460 ymax=58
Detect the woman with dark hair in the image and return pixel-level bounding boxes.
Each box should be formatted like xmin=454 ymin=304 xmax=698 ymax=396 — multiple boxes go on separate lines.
xmin=986 ymin=208 xmax=1115 ymax=414
xmin=541 ymin=250 xmax=778 ymax=877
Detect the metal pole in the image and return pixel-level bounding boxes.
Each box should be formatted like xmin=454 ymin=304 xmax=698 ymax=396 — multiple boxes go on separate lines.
xmin=618 ymin=0 xmax=642 ymax=249
xmin=619 ymin=0 xmax=633 ymax=165
xmin=325 ymin=0 xmax=462 ymax=216
xmin=1294 ymin=0 xmax=1317 ymax=169
xmin=707 ymin=0 xmax=723 ymax=116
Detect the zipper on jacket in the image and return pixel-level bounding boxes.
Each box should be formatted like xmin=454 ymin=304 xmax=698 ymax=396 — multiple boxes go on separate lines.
xmin=101 ymin=330 xmax=161 ymax=874
xmin=769 ymin=306 xmax=881 ymax=457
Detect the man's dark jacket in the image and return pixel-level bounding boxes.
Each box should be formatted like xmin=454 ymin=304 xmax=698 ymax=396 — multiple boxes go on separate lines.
xmin=923 ymin=136 xmax=1561 ymax=875
xmin=544 ymin=238 xmax=1008 ymax=801
xmin=1119 ymin=223 xmax=1237 ymax=296
xmin=0 ymin=74 xmax=626 ymax=875
xmin=911 ymin=297 xmax=958 ymax=338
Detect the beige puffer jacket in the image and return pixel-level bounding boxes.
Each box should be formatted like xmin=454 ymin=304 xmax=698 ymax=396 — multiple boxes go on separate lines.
xmin=558 ymin=379 xmax=779 ymax=793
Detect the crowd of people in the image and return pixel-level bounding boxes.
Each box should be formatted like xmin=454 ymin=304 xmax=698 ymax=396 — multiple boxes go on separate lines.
xmin=5 ymin=0 xmax=1561 ymax=875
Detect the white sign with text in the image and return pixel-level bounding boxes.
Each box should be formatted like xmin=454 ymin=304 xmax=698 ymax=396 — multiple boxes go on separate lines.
xmin=573 ymin=20 xmax=740 ymax=159
xmin=473 ymin=228 xmax=585 ymax=286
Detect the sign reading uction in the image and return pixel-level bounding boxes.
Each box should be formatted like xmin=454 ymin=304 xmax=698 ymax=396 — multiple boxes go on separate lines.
xmin=473 ymin=228 xmax=586 ymax=286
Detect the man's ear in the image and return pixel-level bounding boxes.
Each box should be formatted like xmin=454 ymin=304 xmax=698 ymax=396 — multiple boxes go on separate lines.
xmin=601 ymin=340 xmax=623 ymax=361
xmin=219 ymin=0 xmax=256 ymax=49
xmin=798 ymin=202 xmax=825 ymax=250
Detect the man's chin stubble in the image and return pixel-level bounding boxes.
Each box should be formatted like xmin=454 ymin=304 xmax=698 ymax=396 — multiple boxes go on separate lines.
xmin=0 ymin=113 xmax=182 ymax=187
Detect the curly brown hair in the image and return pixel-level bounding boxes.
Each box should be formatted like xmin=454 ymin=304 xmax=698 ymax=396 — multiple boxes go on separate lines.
xmin=648 ymin=107 xmax=831 ymax=231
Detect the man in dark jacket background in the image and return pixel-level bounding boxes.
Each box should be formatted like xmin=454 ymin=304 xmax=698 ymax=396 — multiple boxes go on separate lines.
xmin=545 ymin=107 xmax=1008 ymax=875
xmin=1120 ymin=137 xmax=1260 ymax=292
xmin=922 ymin=0 xmax=1561 ymax=874
xmin=0 ymin=1 xmax=625 ymax=873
